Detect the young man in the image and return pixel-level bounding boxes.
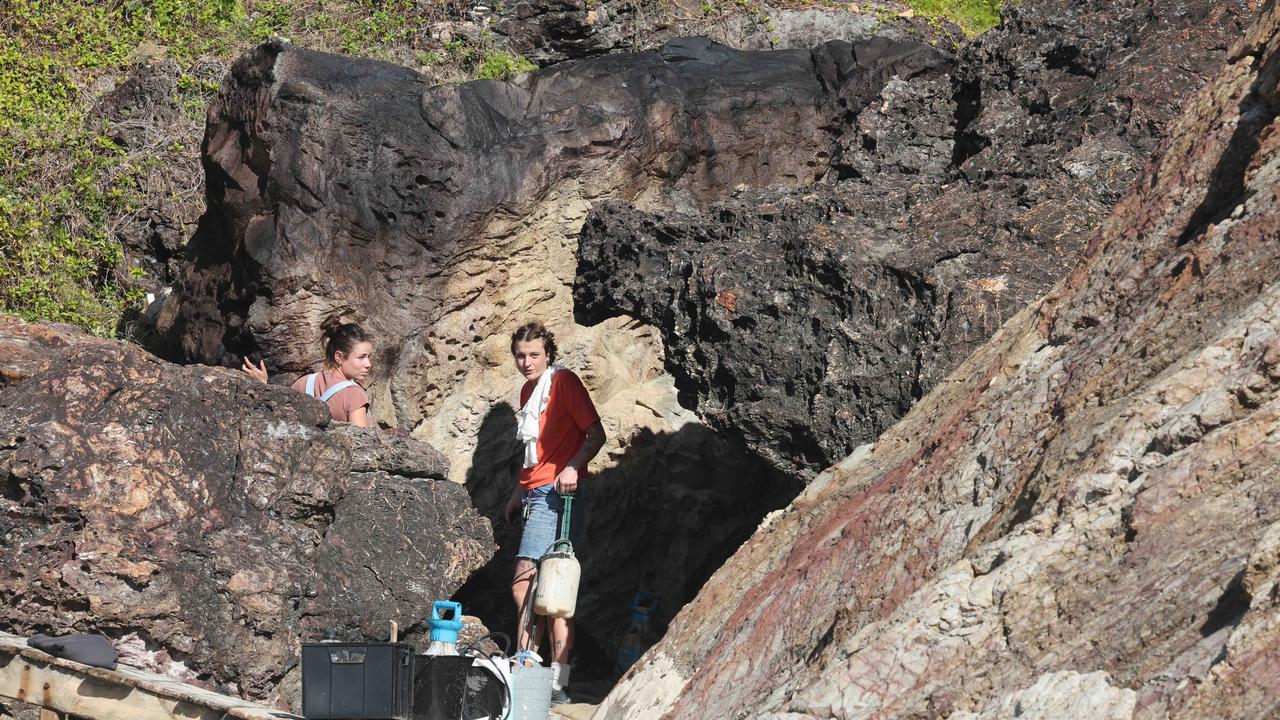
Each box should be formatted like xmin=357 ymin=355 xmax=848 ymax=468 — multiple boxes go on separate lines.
xmin=505 ymin=322 xmax=606 ymax=705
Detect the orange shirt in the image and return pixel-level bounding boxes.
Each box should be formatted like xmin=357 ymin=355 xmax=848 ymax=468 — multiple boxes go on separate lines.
xmin=290 ymin=368 xmax=370 ymax=423
xmin=519 ymin=369 xmax=601 ymax=490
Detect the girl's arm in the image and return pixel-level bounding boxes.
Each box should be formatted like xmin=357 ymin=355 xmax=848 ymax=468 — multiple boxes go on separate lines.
xmin=347 ymin=405 xmax=372 ymax=428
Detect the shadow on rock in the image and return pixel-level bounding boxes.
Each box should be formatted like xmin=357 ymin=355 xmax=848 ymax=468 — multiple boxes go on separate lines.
xmin=454 ymin=404 xmax=523 ymax=654
xmin=455 ymin=403 xmax=799 ymax=681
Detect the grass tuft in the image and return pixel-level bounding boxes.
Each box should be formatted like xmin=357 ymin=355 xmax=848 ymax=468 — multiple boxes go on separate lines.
xmin=907 ymin=0 xmax=1003 ymax=37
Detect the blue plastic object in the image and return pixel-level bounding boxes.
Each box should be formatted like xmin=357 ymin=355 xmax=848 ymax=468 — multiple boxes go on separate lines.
xmin=629 ymin=592 xmax=658 ymax=623
xmin=615 ymin=592 xmax=660 ymax=676
xmin=429 ymin=601 xmax=464 ymax=643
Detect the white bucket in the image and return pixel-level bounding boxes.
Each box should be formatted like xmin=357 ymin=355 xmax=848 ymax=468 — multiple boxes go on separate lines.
xmin=509 ymin=662 xmax=554 ymax=720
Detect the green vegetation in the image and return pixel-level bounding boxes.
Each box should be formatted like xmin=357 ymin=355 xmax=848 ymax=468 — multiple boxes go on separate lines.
xmin=476 ymin=52 xmax=538 ymax=80
xmin=906 ymin=0 xmax=1003 ymax=37
xmin=859 ymin=0 xmax=1001 ymax=40
xmin=0 ymin=0 xmax=241 ymax=333
xmin=0 ymin=0 xmax=530 ymax=336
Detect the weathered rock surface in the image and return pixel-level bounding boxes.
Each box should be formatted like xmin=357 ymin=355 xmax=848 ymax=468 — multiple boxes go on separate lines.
xmin=455 ymin=408 xmax=795 ymax=670
xmin=492 ymin=0 xmax=954 ymax=67
xmin=599 ymin=4 xmax=1280 ymax=717
xmin=0 ymin=319 xmax=492 ymax=704
xmin=160 ymin=35 xmax=948 ymax=379
xmin=153 ymin=35 xmax=943 ymax=657
xmin=0 ymin=698 xmax=42 ymax=720
xmin=576 ymin=0 xmax=1261 ymax=479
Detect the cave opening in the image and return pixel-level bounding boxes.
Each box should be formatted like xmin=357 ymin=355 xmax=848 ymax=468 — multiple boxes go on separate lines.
xmin=453 ymin=403 xmax=801 ymax=700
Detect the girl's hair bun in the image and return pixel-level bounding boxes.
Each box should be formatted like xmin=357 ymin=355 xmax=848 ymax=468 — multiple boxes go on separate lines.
xmin=320 ymin=314 xmax=345 ymax=340
xmin=320 ymin=315 xmax=371 ymax=364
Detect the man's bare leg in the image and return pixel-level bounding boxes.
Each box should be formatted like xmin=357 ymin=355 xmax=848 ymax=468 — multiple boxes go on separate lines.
xmin=550 ymin=617 xmax=573 ymax=664
xmin=512 ymin=558 xmax=545 ymax=656
xmin=549 ymin=616 xmax=574 ymax=700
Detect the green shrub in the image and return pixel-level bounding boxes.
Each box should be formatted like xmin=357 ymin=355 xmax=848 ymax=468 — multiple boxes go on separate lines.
xmin=476 ymin=51 xmax=537 ymax=80
xmin=0 ymin=0 xmax=250 ymax=335
xmin=907 ymin=0 xmax=1003 ymax=37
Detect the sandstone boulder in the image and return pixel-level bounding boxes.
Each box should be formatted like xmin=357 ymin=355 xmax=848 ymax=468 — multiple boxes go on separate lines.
xmin=0 ymin=319 xmax=492 ymax=704
xmin=598 ymin=4 xmax=1280 ymax=716
xmin=159 ymin=35 xmax=948 ymax=381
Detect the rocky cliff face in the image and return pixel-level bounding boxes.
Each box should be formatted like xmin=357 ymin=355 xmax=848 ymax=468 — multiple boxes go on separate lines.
xmin=491 ymin=0 xmax=955 ymax=67
xmin=153 ymin=33 xmax=945 ymax=659
xmin=598 ymin=3 xmax=1280 ymax=717
xmin=159 ymin=35 xmax=948 ymax=381
xmin=0 ymin=319 xmax=491 ymax=704
xmin=576 ymin=0 xmax=1260 ymax=479
xmin=148 ymin=0 xmax=1263 ymax=690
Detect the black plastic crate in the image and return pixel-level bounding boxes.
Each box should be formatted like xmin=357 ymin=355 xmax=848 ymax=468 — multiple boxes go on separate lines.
xmin=302 ymin=642 xmax=413 ymax=719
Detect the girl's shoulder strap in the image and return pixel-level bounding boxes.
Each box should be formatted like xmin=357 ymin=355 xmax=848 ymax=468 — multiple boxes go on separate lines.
xmin=319 ymin=380 xmax=357 ymax=402
xmin=304 ymin=372 xmax=319 ymax=398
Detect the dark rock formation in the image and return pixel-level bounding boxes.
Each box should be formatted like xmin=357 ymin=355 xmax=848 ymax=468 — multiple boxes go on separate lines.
xmin=157 ymin=35 xmax=948 ymax=379
xmin=599 ymin=3 xmax=1280 ymax=716
xmin=577 ymin=188 xmax=953 ymax=476
xmin=0 ymin=699 xmax=43 ymax=720
xmin=492 ymin=0 xmax=955 ymax=67
xmin=576 ymin=0 xmax=1260 ymax=479
xmin=0 ymin=319 xmax=492 ymax=704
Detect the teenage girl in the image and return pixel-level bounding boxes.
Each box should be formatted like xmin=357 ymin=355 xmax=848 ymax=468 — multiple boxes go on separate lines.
xmin=240 ymin=316 xmax=374 ymax=427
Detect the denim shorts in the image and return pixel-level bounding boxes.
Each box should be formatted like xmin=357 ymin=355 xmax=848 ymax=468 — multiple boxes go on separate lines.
xmin=517 ymin=484 xmax=584 ymax=561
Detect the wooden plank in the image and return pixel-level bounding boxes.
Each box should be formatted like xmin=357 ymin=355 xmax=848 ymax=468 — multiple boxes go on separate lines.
xmin=0 ymin=653 xmax=222 ymax=720
xmin=0 ymin=632 xmax=302 ymax=720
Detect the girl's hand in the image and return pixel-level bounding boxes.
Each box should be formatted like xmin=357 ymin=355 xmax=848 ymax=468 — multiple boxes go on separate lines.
xmin=241 ymin=357 xmax=268 ymax=384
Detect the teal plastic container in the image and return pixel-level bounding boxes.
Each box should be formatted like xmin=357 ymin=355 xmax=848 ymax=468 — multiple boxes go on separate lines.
xmin=429 ymin=601 xmax=464 ymax=644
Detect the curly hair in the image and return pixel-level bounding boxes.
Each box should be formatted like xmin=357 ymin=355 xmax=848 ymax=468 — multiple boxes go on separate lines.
xmin=510 ymin=321 xmax=557 ymax=363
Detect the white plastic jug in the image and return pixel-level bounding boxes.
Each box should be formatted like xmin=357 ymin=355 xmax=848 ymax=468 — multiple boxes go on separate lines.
xmin=533 ymin=539 xmax=580 ymax=618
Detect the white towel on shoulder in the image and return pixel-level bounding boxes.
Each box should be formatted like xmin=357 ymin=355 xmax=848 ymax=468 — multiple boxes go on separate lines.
xmin=517 ymin=365 xmax=561 ymax=468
